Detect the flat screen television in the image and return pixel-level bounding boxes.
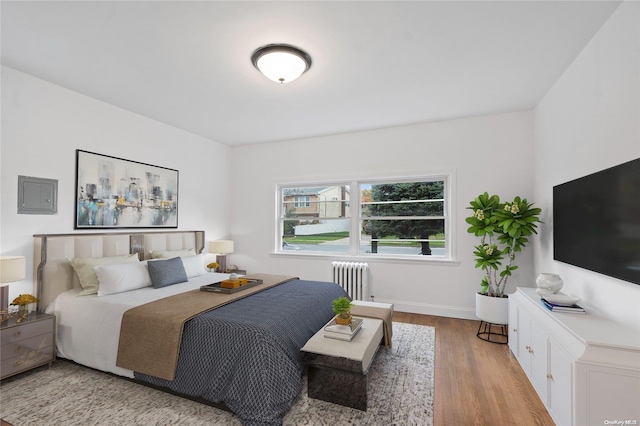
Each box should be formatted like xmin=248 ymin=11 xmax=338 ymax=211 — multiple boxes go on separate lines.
xmin=553 ymin=158 xmax=640 ymax=285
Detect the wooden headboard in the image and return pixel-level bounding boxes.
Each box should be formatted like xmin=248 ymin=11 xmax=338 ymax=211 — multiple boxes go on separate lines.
xmin=33 ymin=230 xmax=205 ymax=312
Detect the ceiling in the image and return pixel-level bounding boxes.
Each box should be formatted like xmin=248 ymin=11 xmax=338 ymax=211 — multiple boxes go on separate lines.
xmin=1 ymin=1 xmax=622 ymax=147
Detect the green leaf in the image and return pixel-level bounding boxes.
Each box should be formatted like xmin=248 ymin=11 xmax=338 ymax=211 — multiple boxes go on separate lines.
xmin=501 ymin=218 xmax=514 ymax=230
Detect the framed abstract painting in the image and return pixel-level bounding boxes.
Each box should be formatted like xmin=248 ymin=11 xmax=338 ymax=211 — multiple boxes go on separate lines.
xmin=75 ymin=150 xmax=179 ymax=229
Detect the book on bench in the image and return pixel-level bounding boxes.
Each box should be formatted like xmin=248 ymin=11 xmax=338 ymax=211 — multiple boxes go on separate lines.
xmin=323 ymin=317 xmax=363 ymax=341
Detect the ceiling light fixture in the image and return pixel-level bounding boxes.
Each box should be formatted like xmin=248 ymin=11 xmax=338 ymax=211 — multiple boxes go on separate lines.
xmin=251 ymin=44 xmax=312 ymax=84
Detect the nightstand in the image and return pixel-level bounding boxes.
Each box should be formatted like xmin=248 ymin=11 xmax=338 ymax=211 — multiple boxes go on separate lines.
xmin=1 ymin=312 xmax=55 ymax=380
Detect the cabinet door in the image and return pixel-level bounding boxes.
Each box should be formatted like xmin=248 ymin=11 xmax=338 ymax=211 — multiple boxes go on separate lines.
xmin=517 ymin=307 xmax=532 ymax=377
xmin=530 ymin=319 xmax=549 ymax=404
xmin=549 ymin=338 xmax=573 ymax=426
xmin=508 ymin=298 xmax=519 ymax=357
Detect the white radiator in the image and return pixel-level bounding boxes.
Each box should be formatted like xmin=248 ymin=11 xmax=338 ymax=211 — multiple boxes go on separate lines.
xmin=331 ymin=261 xmax=369 ymax=301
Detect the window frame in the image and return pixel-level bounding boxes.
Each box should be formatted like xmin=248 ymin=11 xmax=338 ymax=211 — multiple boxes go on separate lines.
xmin=275 ymin=172 xmax=456 ymax=263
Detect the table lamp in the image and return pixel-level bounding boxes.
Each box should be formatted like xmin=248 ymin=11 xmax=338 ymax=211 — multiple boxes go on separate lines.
xmin=1 ymin=255 xmax=27 ymax=316
xmin=209 ymin=240 xmax=234 ymax=273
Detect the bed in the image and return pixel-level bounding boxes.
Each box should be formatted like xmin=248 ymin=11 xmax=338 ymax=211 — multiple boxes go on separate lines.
xmin=34 ymin=231 xmax=349 ymax=426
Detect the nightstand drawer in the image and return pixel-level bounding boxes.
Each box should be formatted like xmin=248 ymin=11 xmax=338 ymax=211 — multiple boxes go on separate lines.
xmin=0 ymin=313 xmax=56 ymax=380
xmin=0 ymin=317 xmax=53 ymax=344
xmin=1 ymin=345 xmax=54 ymax=378
xmin=1 ymin=332 xmax=54 ymax=361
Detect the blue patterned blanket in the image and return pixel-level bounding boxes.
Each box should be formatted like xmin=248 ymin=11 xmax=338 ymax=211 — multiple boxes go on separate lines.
xmin=134 ymin=279 xmax=348 ymax=426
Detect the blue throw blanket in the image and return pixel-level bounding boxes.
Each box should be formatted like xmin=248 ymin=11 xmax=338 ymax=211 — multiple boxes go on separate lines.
xmin=134 ymin=279 xmax=348 ymax=425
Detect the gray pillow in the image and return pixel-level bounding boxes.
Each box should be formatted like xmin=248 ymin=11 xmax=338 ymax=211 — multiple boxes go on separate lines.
xmin=147 ymin=257 xmax=188 ymax=288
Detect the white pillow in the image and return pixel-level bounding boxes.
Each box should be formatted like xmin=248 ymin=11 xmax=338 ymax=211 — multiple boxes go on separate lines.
xmin=69 ymin=254 xmax=140 ymax=296
xmin=94 ymin=261 xmax=152 ymax=296
xmin=180 ymin=254 xmax=208 ymax=278
xmin=149 ymin=248 xmax=195 ymax=259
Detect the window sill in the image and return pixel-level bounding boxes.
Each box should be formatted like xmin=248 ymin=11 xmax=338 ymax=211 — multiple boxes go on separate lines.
xmin=270 ymin=251 xmax=460 ymax=266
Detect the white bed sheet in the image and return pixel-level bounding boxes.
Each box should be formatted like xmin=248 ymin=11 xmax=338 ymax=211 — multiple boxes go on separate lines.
xmin=45 ymin=272 xmax=230 ymax=378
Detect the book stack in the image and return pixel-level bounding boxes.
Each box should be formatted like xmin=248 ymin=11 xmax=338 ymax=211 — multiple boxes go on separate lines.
xmin=541 ymin=298 xmax=586 ymax=314
xmin=323 ymin=317 xmax=363 ymax=341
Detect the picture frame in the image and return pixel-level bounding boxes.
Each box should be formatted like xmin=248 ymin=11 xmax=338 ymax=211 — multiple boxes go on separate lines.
xmin=75 ymin=150 xmax=179 ymax=229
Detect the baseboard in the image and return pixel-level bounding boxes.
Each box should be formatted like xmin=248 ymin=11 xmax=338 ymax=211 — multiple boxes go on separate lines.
xmin=374 ymin=298 xmax=477 ymax=320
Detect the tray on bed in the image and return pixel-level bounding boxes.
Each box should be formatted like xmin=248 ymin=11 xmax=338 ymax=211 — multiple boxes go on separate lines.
xmin=200 ymin=278 xmax=264 ymax=293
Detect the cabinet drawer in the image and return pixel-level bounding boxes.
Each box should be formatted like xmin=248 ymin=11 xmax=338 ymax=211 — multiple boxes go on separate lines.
xmin=1 ymin=332 xmax=54 ymax=361
xmin=0 ymin=317 xmax=54 ymax=345
xmin=1 ymin=345 xmax=54 ymax=378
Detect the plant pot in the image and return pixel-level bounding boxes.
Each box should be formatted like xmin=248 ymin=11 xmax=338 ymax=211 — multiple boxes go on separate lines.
xmin=334 ymin=314 xmax=352 ymax=326
xmin=16 ymin=305 xmax=30 ymax=323
xmin=475 ymin=292 xmax=509 ymax=325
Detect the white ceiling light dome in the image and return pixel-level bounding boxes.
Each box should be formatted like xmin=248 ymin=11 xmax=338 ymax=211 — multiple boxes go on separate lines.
xmin=251 ymin=44 xmax=312 ymax=84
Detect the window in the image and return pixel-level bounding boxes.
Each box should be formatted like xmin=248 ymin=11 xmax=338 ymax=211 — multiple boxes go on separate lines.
xmin=281 ymin=185 xmax=351 ymax=253
xmin=277 ymin=175 xmax=451 ymax=259
xmin=294 ymin=195 xmax=310 ymax=207
xmin=361 ymin=180 xmax=446 ymax=256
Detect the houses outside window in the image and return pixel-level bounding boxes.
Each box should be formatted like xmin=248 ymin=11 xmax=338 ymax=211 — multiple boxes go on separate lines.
xmin=278 ymin=174 xmax=452 ymax=259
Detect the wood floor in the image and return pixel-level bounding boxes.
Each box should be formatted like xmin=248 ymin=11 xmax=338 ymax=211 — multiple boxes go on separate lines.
xmin=1 ymin=313 xmax=554 ymax=426
xmin=394 ymin=312 xmax=555 ymax=426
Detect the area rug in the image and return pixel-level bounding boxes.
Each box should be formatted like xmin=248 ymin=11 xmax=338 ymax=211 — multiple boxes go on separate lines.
xmin=0 ymin=322 xmax=434 ymax=426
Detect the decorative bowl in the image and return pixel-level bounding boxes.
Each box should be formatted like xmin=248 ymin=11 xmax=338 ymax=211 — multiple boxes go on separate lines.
xmin=535 ymin=273 xmax=563 ymax=295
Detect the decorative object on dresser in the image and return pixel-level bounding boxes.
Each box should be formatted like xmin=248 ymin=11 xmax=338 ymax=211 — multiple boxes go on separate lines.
xmin=0 ymin=256 xmax=26 ymax=325
xmin=10 ymin=294 xmax=39 ymax=323
xmin=223 ymin=264 xmax=243 ymax=274
xmin=540 ymin=292 xmax=585 ymax=314
xmin=540 ymin=298 xmax=585 ymax=314
xmin=332 ymin=296 xmax=353 ymax=325
xmin=535 ymin=272 xmax=564 ymax=295
xmin=509 ymin=287 xmax=640 ymax=425
xmin=75 ymin=150 xmax=179 ymax=229
xmin=208 ymin=240 xmax=234 ymax=273
xmin=1 ymin=312 xmax=55 ymax=380
xmin=466 ymin=192 xmax=542 ymax=343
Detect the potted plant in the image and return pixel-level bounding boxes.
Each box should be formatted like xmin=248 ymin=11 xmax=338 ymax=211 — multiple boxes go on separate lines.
xmin=10 ymin=294 xmax=39 ymax=323
xmin=466 ymin=192 xmax=542 ymax=324
xmin=332 ymin=296 xmax=353 ymax=325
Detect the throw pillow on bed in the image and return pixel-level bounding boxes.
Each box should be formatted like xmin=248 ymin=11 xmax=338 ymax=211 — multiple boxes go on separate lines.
xmin=94 ymin=261 xmax=152 ymax=296
xmin=180 ymin=254 xmax=208 ymax=277
xmin=69 ymin=254 xmax=140 ymax=296
xmin=147 ymin=257 xmax=189 ymax=288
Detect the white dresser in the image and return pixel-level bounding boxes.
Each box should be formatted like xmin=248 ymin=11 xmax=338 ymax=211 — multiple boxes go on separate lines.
xmin=509 ymin=287 xmax=640 ymax=426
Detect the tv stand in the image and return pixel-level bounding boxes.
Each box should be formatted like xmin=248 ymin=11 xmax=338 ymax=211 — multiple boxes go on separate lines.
xmin=509 ymin=287 xmax=640 ymax=425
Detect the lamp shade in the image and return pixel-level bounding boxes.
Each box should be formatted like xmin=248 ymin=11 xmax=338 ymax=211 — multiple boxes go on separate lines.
xmin=209 ymin=240 xmax=234 ymax=254
xmin=251 ymin=44 xmax=311 ymax=84
xmin=0 ymin=256 xmax=26 ymax=284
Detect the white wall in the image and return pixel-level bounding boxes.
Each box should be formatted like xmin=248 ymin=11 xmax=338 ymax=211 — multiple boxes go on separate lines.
xmin=1 ymin=66 xmax=231 ymax=300
xmin=230 ymin=111 xmax=535 ymax=319
xmin=5 ymin=0 xmax=635 ymax=323
xmin=533 ymin=0 xmax=640 ymax=326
